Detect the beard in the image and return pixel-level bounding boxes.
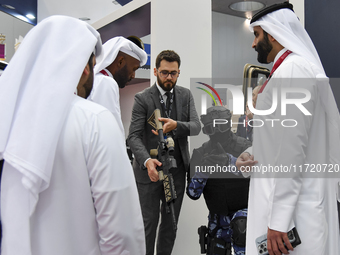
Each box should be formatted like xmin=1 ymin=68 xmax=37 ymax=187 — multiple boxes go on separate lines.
xmin=255 ymin=33 xmax=273 ymax=64
xmin=114 ymin=65 xmax=130 ymax=88
xmin=83 ymin=67 xmax=94 ymax=99
xmin=157 ymin=74 xmax=177 ymax=92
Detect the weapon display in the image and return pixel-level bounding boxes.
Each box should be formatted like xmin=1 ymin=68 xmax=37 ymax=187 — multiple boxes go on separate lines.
xmin=198 ymin=225 xmax=208 ymax=254
xmin=148 ymin=109 xmax=178 ymax=232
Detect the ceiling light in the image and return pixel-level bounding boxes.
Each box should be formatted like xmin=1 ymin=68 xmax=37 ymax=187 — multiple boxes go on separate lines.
xmin=79 ymin=17 xmax=90 ymax=21
xmin=112 ymin=1 xmax=119 ymax=5
xmin=26 ymin=14 xmax=35 ymax=20
xmin=1 ymin=4 xmax=15 ymax=10
xmin=229 ymin=1 xmax=265 ymax=12
xmin=16 ymin=15 xmax=29 ymax=22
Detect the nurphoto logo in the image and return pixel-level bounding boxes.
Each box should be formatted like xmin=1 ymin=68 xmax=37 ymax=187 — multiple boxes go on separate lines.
xmin=196 ymin=81 xmax=312 ymax=128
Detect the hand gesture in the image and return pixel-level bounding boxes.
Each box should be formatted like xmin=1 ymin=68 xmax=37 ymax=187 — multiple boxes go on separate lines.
xmin=152 ymin=117 xmax=177 ymax=135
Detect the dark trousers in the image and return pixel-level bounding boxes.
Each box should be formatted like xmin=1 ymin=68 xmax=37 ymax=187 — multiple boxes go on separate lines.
xmin=137 ymin=167 xmax=185 ymax=255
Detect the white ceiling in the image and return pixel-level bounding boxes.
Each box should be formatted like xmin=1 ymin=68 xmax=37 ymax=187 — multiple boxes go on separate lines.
xmin=37 ymin=0 xmax=123 ymax=24
xmin=37 ymin=0 xmax=285 ymax=25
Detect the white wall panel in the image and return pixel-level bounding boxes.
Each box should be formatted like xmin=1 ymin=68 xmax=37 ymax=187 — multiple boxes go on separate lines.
xmin=0 ymin=12 xmax=33 ymax=62
xmin=151 ymin=1 xmax=211 ymax=254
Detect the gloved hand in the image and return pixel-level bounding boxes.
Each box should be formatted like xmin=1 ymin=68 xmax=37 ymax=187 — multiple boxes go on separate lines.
xmin=202 ymin=143 xmax=231 ymax=167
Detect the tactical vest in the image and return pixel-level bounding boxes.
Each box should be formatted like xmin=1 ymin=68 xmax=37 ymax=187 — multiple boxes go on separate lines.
xmin=195 ymin=134 xmax=251 ymax=215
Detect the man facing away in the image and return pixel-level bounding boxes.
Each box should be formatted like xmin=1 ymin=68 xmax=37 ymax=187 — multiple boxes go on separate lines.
xmin=0 ymin=16 xmax=145 ymax=255
xmin=87 ymin=36 xmax=147 ymax=136
xmin=236 ymin=2 xmax=340 ymax=255
xmin=128 ymin=50 xmax=201 ymax=255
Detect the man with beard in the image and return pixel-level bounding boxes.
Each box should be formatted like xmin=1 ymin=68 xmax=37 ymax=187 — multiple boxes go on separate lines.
xmin=0 ymin=16 xmax=145 ymax=254
xmin=88 ymin=36 xmax=147 ymax=136
xmin=236 ymin=2 xmax=340 ymax=255
xmin=128 ymin=50 xmax=201 ymax=255
xmin=187 ymin=106 xmax=251 ymax=255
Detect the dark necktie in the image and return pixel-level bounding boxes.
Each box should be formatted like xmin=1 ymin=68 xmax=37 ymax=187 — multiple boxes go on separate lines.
xmin=165 ymin=92 xmax=171 ymax=116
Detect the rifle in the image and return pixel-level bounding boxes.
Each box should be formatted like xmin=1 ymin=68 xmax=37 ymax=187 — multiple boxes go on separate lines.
xmin=147 ymin=109 xmax=178 ymax=232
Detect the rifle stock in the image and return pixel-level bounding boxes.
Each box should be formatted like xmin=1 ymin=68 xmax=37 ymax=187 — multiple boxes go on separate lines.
xmin=148 ymin=109 xmax=178 ymax=232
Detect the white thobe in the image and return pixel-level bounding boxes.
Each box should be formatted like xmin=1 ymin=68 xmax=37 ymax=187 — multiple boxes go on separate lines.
xmin=1 ymin=96 xmax=145 ymax=255
xmin=244 ymin=50 xmax=340 ymax=255
xmin=88 ymin=69 xmax=125 ymax=137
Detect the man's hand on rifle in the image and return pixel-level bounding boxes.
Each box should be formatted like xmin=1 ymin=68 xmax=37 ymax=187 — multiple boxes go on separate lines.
xmin=146 ymin=158 xmax=162 ymax=182
xmin=151 ymin=117 xmax=177 ymax=135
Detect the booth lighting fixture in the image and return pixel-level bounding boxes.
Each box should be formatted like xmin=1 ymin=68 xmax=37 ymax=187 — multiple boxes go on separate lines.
xmin=229 ymin=1 xmax=265 ymax=12
xmin=26 ymin=14 xmax=35 ymax=20
xmin=79 ymin=17 xmax=91 ymax=21
xmin=16 ymin=15 xmax=29 ymax=22
xmin=1 ymin=4 xmax=15 ymax=10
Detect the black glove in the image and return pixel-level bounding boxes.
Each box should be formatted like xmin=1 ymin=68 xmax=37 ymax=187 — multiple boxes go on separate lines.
xmin=202 ymin=143 xmax=231 ymax=166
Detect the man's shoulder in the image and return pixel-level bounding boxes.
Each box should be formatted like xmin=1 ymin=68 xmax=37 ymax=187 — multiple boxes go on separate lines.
xmin=72 ymin=96 xmax=111 ymax=115
xmin=89 ymin=74 xmax=118 ymax=101
xmin=193 ymin=140 xmax=214 ymax=155
xmin=94 ymin=73 xmax=117 ymax=87
xmin=175 ymin=85 xmax=190 ymax=93
xmin=135 ymin=84 xmax=155 ymax=97
xmin=286 ymin=53 xmax=311 ymax=66
xmin=279 ymin=53 xmax=316 ymax=77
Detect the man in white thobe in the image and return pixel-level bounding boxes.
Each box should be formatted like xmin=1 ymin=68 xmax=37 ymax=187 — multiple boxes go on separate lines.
xmin=236 ymin=2 xmax=340 ymax=255
xmin=0 ymin=16 xmax=145 ymax=255
xmin=87 ymin=36 xmax=147 ymax=136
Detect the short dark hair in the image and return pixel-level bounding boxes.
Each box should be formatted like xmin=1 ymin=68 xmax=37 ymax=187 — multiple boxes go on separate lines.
xmin=155 ymin=50 xmax=181 ymax=69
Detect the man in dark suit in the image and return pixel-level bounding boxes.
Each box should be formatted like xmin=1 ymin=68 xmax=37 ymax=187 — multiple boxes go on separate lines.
xmin=128 ymin=50 xmax=200 ymax=255
xmin=235 ymin=112 xmax=253 ymax=141
xmin=235 ymin=85 xmax=262 ymax=141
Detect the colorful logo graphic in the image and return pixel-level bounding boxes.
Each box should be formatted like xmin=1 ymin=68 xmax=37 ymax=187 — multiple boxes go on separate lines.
xmin=196 ymin=82 xmax=223 ymax=106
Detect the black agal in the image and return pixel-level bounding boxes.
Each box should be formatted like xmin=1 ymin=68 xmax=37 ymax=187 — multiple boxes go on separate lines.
xmin=250 ymin=1 xmax=294 ymax=24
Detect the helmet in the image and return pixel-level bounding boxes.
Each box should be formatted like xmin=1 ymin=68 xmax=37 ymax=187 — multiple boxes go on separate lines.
xmin=200 ymin=106 xmax=231 ymax=135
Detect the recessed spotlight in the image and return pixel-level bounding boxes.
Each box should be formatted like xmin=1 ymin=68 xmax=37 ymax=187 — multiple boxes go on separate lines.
xmin=79 ymin=17 xmax=90 ymax=21
xmin=230 ymin=1 xmax=265 ymax=12
xmin=1 ymin=4 xmax=15 ymax=10
xmin=26 ymin=14 xmax=35 ymax=20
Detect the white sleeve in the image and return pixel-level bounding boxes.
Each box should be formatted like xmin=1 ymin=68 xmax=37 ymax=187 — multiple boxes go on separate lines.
xmin=86 ymin=110 xmax=145 ymax=255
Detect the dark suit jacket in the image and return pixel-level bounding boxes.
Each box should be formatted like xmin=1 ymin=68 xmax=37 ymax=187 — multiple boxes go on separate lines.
xmin=128 ymin=83 xmax=201 ymax=184
xmin=236 ymin=115 xmax=253 ymax=141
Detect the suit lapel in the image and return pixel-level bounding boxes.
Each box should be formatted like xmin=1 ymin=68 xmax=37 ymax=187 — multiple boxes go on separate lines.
xmin=150 ymin=83 xmax=163 ymax=115
xmin=174 ymin=87 xmax=182 ymax=121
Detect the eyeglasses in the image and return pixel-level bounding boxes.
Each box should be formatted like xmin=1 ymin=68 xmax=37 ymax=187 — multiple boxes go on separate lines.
xmin=157 ymin=69 xmax=179 ymax=78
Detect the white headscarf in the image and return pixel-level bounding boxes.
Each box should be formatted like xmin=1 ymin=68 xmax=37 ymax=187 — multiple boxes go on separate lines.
xmin=0 ymin=15 xmax=102 ymax=214
xmin=94 ymin=36 xmax=147 ymax=74
xmin=250 ymin=8 xmax=324 ymax=74
xmin=250 ymin=8 xmax=340 ymax=171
